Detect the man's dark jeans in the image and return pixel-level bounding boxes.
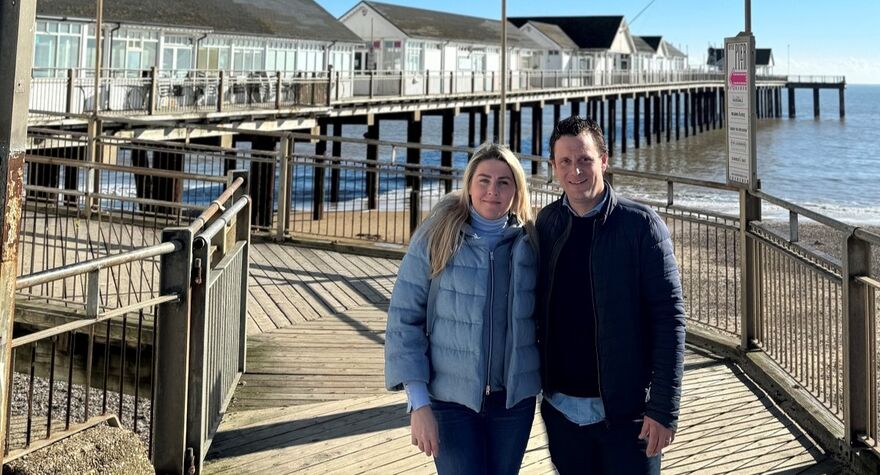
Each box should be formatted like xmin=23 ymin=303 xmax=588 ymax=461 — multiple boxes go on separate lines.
xmin=541 ymin=399 xmax=661 ymax=474
xmin=431 ymin=392 xmax=536 ymax=475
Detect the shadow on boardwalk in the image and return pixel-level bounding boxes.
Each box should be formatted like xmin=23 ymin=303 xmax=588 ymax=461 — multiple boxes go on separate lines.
xmin=201 ymin=243 xmax=842 ymax=474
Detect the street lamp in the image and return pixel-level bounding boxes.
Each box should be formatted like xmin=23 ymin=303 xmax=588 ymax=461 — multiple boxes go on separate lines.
xmin=499 ymin=0 xmax=507 ymax=145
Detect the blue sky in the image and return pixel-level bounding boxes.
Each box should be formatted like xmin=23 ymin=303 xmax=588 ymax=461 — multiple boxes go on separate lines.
xmin=323 ymin=0 xmax=880 ymax=84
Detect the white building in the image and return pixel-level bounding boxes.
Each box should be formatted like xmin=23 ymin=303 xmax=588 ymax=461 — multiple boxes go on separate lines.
xmin=339 ymin=1 xmax=542 ymax=74
xmin=509 ymin=16 xmax=637 ymax=82
xmin=707 ymin=47 xmax=775 ymax=75
xmin=33 ymin=0 xmax=363 ymax=78
xmin=517 ymin=21 xmax=592 ymax=71
xmin=633 ymin=36 xmax=688 ymax=75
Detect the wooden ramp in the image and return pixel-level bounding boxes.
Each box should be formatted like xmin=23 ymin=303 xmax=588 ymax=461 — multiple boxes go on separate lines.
xmin=203 ymin=245 xmax=842 ymax=475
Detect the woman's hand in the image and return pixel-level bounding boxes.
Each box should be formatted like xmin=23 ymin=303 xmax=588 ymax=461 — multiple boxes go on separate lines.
xmin=410 ymin=405 xmax=440 ymax=457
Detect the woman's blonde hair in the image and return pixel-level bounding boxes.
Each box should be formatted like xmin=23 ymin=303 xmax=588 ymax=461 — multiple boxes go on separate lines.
xmin=420 ymin=142 xmax=535 ymax=277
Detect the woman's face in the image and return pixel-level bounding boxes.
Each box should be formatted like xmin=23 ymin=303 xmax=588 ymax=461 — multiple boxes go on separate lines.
xmin=468 ymin=159 xmax=516 ymax=220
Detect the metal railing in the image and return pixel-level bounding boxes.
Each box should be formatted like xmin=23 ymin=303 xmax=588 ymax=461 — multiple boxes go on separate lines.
xmin=29 ymin=67 xmax=796 ymax=118
xmin=11 ymin=153 xmax=251 ymax=474
xmin=13 ymin=117 xmax=878 ymax=470
xmin=786 ymin=75 xmax=847 ymax=84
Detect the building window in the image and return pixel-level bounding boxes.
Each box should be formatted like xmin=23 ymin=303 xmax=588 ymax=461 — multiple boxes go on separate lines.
xmin=162 ymin=35 xmax=194 ymax=76
xmin=405 ymin=41 xmax=422 ymax=72
xmin=33 ymin=20 xmax=84 ymax=77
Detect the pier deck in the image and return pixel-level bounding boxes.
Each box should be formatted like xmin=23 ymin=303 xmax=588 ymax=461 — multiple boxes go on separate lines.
xmin=200 ymin=243 xmax=841 ymax=475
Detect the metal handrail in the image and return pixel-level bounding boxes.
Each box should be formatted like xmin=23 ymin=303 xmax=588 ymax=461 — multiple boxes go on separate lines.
xmin=187 ymin=177 xmax=246 ymax=233
xmin=752 ymin=190 xmax=856 ymax=232
xmin=15 ymin=241 xmax=180 ymax=290
xmin=193 ymin=195 xmax=250 ymax=247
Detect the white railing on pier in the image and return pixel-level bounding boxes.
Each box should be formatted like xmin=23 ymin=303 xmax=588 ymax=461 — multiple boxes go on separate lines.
xmin=30 ymin=67 xmax=796 ymax=118
xmin=785 ymin=75 xmax=846 ymax=84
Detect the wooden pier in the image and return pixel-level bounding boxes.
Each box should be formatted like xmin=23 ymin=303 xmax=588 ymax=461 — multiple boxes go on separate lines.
xmin=199 ymin=241 xmax=841 ymax=474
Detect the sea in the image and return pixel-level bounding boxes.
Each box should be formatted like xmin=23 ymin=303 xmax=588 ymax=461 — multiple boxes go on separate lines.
xmin=330 ymin=84 xmax=880 ymax=225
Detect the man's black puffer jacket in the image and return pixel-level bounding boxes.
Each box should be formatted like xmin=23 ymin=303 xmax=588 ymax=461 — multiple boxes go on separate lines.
xmin=535 ymin=184 xmax=686 ymax=430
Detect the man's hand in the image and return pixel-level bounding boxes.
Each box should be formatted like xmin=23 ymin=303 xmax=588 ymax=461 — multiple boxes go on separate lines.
xmin=638 ymin=416 xmax=675 ymax=457
xmin=411 ymin=405 xmax=440 ymax=457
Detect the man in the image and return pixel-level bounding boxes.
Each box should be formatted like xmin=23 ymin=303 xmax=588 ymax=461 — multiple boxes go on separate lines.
xmin=535 ymin=116 xmax=686 ymax=474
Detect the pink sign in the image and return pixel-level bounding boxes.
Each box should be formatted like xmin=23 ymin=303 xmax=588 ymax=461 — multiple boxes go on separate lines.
xmin=729 ymin=71 xmax=748 ymax=87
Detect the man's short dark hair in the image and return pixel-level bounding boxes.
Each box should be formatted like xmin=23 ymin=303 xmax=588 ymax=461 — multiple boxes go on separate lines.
xmin=549 ymin=115 xmax=608 ymax=160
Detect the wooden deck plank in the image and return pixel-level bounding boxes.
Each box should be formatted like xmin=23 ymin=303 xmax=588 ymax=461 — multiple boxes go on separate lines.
xmin=204 ymin=244 xmax=840 ymax=474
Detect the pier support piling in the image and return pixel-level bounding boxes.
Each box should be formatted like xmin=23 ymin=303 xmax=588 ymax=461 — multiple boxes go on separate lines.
xmin=838 ymin=86 xmax=846 ymax=118
xmin=441 ymin=110 xmax=455 ymax=193
xmin=312 ymin=121 xmax=328 ymax=221
xmin=365 ymin=121 xmax=380 ymax=209
xmin=634 ymin=95 xmax=641 ymax=149
xmin=788 ymin=87 xmax=796 ymax=118
xmin=330 ymin=121 xmax=342 ymax=203
xmin=813 ymin=88 xmax=820 ymax=118
xmin=531 ymin=103 xmax=543 ymax=173
xmin=621 ymin=96 xmax=628 ymax=154
xmin=675 ymin=92 xmax=680 ymax=141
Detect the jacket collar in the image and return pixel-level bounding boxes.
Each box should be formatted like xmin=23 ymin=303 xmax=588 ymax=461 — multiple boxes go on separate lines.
xmin=558 ymin=181 xmax=617 ymax=225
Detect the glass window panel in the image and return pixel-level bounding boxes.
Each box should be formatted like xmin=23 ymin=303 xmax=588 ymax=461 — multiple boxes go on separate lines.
xmin=127 ymin=50 xmax=142 ymax=70
xmin=285 ymin=51 xmax=296 ymax=72
xmin=85 ymin=38 xmax=96 ymax=69
xmin=111 ymin=39 xmax=126 ymax=70
xmin=48 ymin=22 xmax=58 ymax=33
xmin=163 ymin=49 xmax=175 ymax=71
xmin=254 ymin=50 xmax=263 ymax=70
xmin=34 ymin=34 xmax=57 ymax=70
xmin=266 ymin=50 xmax=277 ymax=71
xmin=143 ymin=42 xmax=157 ymax=69
xmin=58 ymin=36 xmax=80 ymax=69
xmin=218 ymin=48 xmax=229 ymax=70
xmin=177 ymin=48 xmax=192 ymax=70
xmin=233 ymin=50 xmax=243 ymax=70
xmin=71 ymin=24 xmax=82 ymax=34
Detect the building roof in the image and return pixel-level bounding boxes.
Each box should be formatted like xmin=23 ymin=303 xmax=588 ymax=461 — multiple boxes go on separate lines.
xmin=664 ymin=41 xmax=687 ymax=58
xmin=355 ymin=1 xmax=540 ymax=49
xmin=707 ymin=46 xmax=773 ymax=66
xmin=36 ymin=0 xmax=363 ymax=43
xmin=756 ymin=48 xmax=773 ymax=66
xmin=639 ymin=36 xmax=663 ymax=52
xmin=523 ymin=21 xmax=579 ymax=50
xmin=633 ymin=36 xmax=656 ymax=54
xmin=508 ymin=16 xmax=625 ymax=50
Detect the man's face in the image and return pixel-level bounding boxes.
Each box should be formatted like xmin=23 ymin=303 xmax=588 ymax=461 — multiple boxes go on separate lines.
xmin=551 ymin=133 xmax=607 ymax=209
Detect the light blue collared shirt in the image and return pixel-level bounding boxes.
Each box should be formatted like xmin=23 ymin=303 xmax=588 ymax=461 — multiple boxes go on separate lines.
xmin=546 ymin=187 xmax=609 ymax=426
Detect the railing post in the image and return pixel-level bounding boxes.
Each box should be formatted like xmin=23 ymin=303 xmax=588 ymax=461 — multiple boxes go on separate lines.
xmin=739 ymin=190 xmax=761 ymax=351
xmin=842 ymin=232 xmax=871 ymax=447
xmin=335 ymin=71 xmax=340 ymax=102
xmin=425 ymin=70 xmax=430 ymax=96
xmin=471 ymin=70 xmax=476 ymax=94
xmin=275 ymin=71 xmax=283 ymax=110
xmin=149 ymin=66 xmax=158 ymax=115
xmin=277 ymin=135 xmax=292 ymax=241
xmin=153 ymin=227 xmax=194 ymax=475
xmin=217 ymin=70 xmax=225 ymax=113
xmin=66 ymin=68 xmax=75 ymax=113
xmin=232 ymin=169 xmax=250 ymax=374
xmin=326 ymin=67 xmax=333 ymax=106
xmin=399 ymin=70 xmax=405 ymax=96
xmin=369 ymin=70 xmax=374 ymax=99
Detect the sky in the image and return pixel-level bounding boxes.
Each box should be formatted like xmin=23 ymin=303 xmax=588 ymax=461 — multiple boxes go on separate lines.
xmin=323 ymin=0 xmax=880 ymax=84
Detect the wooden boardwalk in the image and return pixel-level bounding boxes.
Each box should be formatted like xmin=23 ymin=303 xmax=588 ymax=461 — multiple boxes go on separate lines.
xmin=202 ymin=243 xmax=842 ymax=474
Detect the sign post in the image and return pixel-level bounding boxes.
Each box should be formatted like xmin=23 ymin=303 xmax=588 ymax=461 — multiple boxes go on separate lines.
xmin=725 ymin=33 xmax=758 ymax=190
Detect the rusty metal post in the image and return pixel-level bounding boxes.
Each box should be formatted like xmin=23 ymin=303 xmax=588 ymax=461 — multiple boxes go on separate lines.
xmin=0 ymin=0 xmax=36 ymax=453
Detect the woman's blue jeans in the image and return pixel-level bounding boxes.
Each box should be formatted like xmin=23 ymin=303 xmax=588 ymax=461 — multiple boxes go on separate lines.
xmin=431 ymin=392 xmax=536 ymax=475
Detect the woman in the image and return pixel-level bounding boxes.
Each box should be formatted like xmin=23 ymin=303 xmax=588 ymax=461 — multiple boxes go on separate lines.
xmin=385 ymin=143 xmax=541 ymax=474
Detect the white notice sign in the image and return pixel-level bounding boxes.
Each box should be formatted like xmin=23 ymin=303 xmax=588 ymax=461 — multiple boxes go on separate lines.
xmin=725 ymin=34 xmax=756 ymax=188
